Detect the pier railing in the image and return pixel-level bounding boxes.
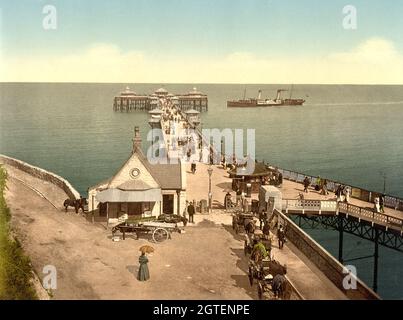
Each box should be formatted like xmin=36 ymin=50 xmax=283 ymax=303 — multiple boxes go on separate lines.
xmin=177 ymin=109 xmax=403 ymax=215
xmin=278 ymin=168 xmax=403 ymax=212
xmin=282 ymin=199 xmax=403 ymax=233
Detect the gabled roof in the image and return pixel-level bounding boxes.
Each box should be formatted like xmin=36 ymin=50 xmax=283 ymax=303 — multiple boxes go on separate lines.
xmin=90 ymin=148 xmax=183 ymax=191
xmin=137 ymin=150 xmax=183 ymax=190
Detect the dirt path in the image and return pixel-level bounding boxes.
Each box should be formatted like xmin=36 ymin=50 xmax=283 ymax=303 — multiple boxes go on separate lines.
xmin=4 ymin=171 xmax=255 ymax=299
xmin=4 ymin=164 xmax=346 ymax=300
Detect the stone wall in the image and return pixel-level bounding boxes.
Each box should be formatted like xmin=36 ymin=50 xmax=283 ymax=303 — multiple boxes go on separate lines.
xmin=275 ymin=210 xmax=380 ymax=300
xmin=0 ymin=154 xmax=81 ymax=200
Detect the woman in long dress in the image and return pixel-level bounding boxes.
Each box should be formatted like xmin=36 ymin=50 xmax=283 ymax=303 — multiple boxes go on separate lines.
xmin=138 ymin=252 xmax=150 ymax=281
xmin=374 ymin=197 xmax=380 ymax=213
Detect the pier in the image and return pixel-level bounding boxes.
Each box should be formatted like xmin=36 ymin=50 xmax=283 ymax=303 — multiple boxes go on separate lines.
xmin=113 ymin=87 xmax=208 ymax=112
xmin=149 ymin=94 xmax=403 ymax=298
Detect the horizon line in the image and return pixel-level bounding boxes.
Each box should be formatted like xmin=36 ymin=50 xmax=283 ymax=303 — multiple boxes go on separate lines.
xmin=1 ymin=81 xmax=403 ymax=86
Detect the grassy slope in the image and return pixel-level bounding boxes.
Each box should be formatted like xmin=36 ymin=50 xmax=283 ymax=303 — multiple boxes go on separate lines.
xmin=0 ymin=165 xmax=37 ymax=300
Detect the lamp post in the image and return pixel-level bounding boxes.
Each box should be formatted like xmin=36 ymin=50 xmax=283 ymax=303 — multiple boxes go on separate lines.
xmin=207 ymin=165 xmax=213 ymax=214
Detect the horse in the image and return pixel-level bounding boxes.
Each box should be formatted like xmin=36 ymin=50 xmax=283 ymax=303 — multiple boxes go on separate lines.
xmin=244 ymin=218 xmax=255 ymax=235
xmin=272 ymin=274 xmax=288 ymax=299
xmin=63 ymin=197 xmax=87 ymax=214
xmin=267 ymin=259 xmax=287 ymax=276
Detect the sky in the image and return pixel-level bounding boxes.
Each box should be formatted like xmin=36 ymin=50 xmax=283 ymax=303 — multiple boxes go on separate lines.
xmin=0 ymin=0 xmax=403 ymax=84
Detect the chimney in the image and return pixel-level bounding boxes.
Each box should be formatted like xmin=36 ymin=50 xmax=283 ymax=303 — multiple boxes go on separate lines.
xmin=258 ymin=90 xmax=262 ymax=100
xmin=132 ymin=126 xmax=142 ymax=153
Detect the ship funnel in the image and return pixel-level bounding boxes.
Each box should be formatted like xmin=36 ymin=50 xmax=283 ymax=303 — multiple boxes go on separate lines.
xmin=258 ymin=90 xmax=262 ymax=100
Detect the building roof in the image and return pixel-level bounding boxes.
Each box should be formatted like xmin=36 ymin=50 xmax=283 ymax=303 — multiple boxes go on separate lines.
xmin=187 ymin=87 xmax=204 ymax=95
xmin=155 ymin=87 xmax=168 ymax=94
xmin=139 ymin=151 xmax=182 ymax=190
xmin=229 ymin=161 xmax=271 ymax=177
xmin=120 ymin=86 xmax=137 ymax=96
xmin=89 ymin=129 xmax=183 ymax=193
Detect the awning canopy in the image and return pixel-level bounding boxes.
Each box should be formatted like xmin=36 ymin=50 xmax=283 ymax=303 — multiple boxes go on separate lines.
xmin=96 ymin=188 xmax=162 ymax=203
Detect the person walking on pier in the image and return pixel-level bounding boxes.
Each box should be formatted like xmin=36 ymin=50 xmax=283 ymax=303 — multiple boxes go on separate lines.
xmin=236 ymin=188 xmax=242 ymax=207
xmin=321 ymin=179 xmax=329 ymax=196
xmin=259 ymin=209 xmax=267 ymax=229
xmin=380 ymin=194 xmax=385 ymax=213
xmin=278 ymin=225 xmax=286 ymax=249
xmin=303 ymin=177 xmax=310 ymax=193
xmin=315 ymin=176 xmax=322 ymax=192
xmin=343 ymin=186 xmax=351 ymax=203
xmin=335 ymin=185 xmax=342 ymax=202
xmin=374 ymin=196 xmax=380 ymax=213
xmin=183 ymin=200 xmax=189 ymax=220
xmin=191 ymin=160 xmax=197 ymax=174
xmin=187 ymin=201 xmax=195 ymax=223
xmin=186 ymin=149 xmax=192 ymax=162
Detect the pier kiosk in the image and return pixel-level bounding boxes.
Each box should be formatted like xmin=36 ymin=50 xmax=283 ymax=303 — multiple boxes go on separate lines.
xmin=229 ymin=161 xmax=272 ymax=194
xmin=88 ymin=127 xmax=187 ymax=223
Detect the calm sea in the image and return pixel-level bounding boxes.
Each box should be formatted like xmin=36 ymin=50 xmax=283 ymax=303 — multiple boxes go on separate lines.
xmin=0 ymin=83 xmax=402 ymax=298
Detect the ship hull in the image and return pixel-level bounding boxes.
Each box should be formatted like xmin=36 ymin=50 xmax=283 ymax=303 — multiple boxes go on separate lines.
xmin=227 ymin=99 xmax=305 ymax=108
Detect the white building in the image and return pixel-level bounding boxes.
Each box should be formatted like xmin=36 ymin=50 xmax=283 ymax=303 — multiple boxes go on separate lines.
xmin=88 ymin=127 xmax=186 ymax=221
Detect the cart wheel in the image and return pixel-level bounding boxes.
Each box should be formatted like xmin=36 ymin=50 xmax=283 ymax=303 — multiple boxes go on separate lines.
xmin=248 ymin=267 xmax=254 ymax=286
xmin=258 ymin=283 xmax=263 ymax=300
xmin=152 ymin=228 xmax=169 ymax=242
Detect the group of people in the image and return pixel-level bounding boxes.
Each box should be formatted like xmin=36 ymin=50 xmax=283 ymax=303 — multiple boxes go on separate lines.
xmin=262 ymin=171 xmax=283 ymax=187
xmin=303 ymin=176 xmax=351 ymax=203
xmin=374 ymin=194 xmax=385 ymax=213
xmin=335 ymin=184 xmax=351 ymax=203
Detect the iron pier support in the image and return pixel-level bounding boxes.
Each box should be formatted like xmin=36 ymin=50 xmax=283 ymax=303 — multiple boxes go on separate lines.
xmin=338 ymin=216 xmax=344 ymax=263
xmin=373 ymin=228 xmax=379 ymax=292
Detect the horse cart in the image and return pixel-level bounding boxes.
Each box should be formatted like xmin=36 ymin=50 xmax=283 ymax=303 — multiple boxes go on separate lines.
xmin=244 ymin=232 xmax=272 ymax=256
xmin=232 ymin=212 xmax=255 ymax=234
xmin=248 ymin=257 xmax=287 ymax=286
xmin=248 ymin=257 xmax=290 ymax=300
xmin=111 ymin=221 xmax=180 ymax=243
xmin=257 ymin=273 xmax=292 ymax=300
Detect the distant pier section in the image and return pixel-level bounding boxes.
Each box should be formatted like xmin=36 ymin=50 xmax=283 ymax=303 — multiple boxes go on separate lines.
xmin=113 ymin=86 xmax=208 ymax=112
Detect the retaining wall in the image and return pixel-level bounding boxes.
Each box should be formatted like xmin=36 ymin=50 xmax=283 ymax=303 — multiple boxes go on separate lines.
xmin=275 ymin=209 xmax=380 ymax=300
xmin=0 ymin=154 xmax=80 ymax=200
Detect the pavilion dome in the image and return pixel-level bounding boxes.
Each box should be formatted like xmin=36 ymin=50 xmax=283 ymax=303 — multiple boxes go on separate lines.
xmin=188 ymin=87 xmax=203 ymax=95
xmin=120 ymin=86 xmax=136 ymax=96
xmin=155 ymin=87 xmax=168 ymax=94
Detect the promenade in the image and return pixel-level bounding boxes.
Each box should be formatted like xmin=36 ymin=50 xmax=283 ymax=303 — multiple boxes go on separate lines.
xmin=159 ymin=103 xmax=348 ymax=299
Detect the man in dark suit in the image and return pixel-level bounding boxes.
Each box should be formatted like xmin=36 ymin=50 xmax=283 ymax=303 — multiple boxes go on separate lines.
xmin=187 ymin=202 xmax=195 ymax=223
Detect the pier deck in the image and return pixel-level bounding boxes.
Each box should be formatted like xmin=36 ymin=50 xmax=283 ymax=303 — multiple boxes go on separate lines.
xmin=158 ymin=100 xmax=401 ymax=299
xmin=158 ymin=104 xmax=349 ymax=299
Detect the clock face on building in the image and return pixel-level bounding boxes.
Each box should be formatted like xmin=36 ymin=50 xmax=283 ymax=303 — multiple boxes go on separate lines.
xmin=129 ymin=168 xmax=141 ymax=179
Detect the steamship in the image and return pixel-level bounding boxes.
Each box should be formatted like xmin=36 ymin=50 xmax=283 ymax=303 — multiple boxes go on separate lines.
xmin=227 ymin=88 xmax=305 ymax=108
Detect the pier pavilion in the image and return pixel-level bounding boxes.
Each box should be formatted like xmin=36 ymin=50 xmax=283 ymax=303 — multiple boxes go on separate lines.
xmin=88 ymin=127 xmax=186 ymax=221
xmin=229 ymin=160 xmax=274 ymax=194
xmin=113 ymin=86 xmax=208 ymax=112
